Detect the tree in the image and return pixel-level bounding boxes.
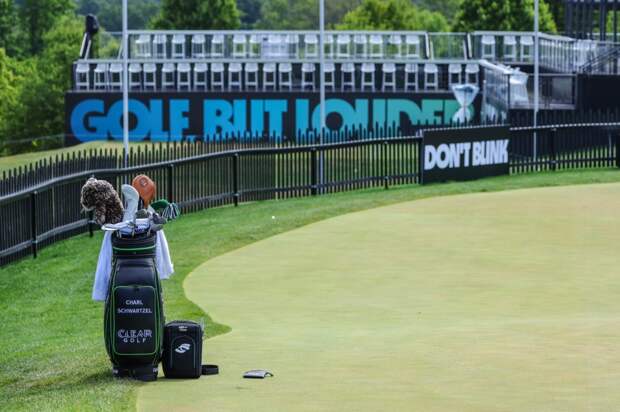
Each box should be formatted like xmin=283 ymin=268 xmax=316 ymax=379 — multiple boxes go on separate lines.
xmin=413 ymin=0 xmax=461 ymax=24
xmin=0 ymin=51 xmax=36 ymax=153
xmin=237 ymin=0 xmax=262 ymax=28
xmin=152 ymin=0 xmax=240 ymax=29
xmin=337 ymin=0 xmax=449 ymax=32
xmin=21 ymin=0 xmax=75 ymax=55
xmin=255 ymin=0 xmax=318 ymax=30
xmin=325 ymin=0 xmax=363 ymax=27
xmin=76 ymin=0 xmax=161 ymax=31
xmin=547 ymin=1 xmax=564 ymax=33
xmin=0 ymin=48 xmax=22 ymax=153
xmin=0 ymin=0 xmax=21 ymax=57
xmin=5 ymin=15 xmax=82 ymax=151
xmin=453 ymin=0 xmax=557 ymax=33
xmin=254 ymin=0 xmax=364 ymax=29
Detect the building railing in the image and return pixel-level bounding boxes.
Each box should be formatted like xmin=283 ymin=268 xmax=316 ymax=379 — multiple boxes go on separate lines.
xmin=71 ymin=59 xmax=480 ymax=93
xmin=76 ymin=30 xmax=620 ymax=93
xmin=111 ymin=30 xmax=618 ymax=69
xmin=125 ymin=30 xmax=431 ymax=61
xmin=578 ymin=42 xmax=620 ymax=74
xmin=470 ymin=31 xmax=536 ymax=64
xmin=2 ymin=122 xmax=619 ymax=266
xmin=481 ymin=60 xmax=577 ymax=120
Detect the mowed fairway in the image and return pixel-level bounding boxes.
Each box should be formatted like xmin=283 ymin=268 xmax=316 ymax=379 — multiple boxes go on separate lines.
xmin=139 ymin=183 xmax=620 ymax=411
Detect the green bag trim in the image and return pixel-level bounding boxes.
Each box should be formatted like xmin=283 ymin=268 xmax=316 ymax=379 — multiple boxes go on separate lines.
xmin=112 ymin=246 xmax=156 ymax=252
xmin=105 ymin=257 xmax=164 ymax=364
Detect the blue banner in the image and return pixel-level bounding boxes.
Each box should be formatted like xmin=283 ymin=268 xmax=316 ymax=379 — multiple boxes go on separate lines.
xmin=65 ymin=91 xmax=480 ymax=144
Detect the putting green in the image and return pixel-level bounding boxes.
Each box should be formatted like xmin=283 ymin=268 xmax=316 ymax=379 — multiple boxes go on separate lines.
xmin=139 ymin=183 xmax=620 ymax=411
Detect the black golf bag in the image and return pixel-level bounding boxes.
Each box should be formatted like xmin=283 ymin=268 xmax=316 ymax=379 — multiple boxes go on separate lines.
xmin=104 ymin=231 xmax=165 ymax=381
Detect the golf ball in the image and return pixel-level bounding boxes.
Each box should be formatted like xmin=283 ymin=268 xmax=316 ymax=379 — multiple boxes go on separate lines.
xmin=272 ymin=216 xmax=276 ymax=219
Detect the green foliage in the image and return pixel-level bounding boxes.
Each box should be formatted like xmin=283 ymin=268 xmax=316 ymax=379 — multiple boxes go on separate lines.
xmin=255 ymin=0 xmax=318 ymax=30
xmin=453 ymin=0 xmax=557 ymax=33
xmin=413 ymin=0 xmax=461 ymax=23
xmin=337 ymin=0 xmax=449 ymax=31
xmin=0 ymin=0 xmax=22 ymax=57
xmin=95 ymin=30 xmax=120 ymax=59
xmin=253 ymin=0 xmax=363 ymax=29
xmin=152 ymin=0 xmax=240 ymax=29
xmin=3 ymin=15 xmax=82 ymax=153
xmin=325 ymin=0 xmax=363 ymax=27
xmin=77 ymin=0 xmax=161 ymax=31
xmin=0 ymin=50 xmax=35 ymax=154
xmin=24 ymin=15 xmax=82 ymax=135
xmin=0 ymin=48 xmax=20 ymax=153
xmin=2 ymin=169 xmax=620 ymax=410
xmin=21 ymin=0 xmax=75 ymax=55
xmin=237 ymin=0 xmax=262 ymax=28
xmin=547 ymin=0 xmax=564 ymax=32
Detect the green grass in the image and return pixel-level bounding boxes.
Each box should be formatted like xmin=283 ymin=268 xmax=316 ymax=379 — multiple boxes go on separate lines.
xmin=140 ymin=182 xmax=620 ymax=411
xmin=0 ymin=142 xmax=125 ymax=174
xmin=0 ymin=140 xmax=414 ymax=176
xmin=1 ymin=168 xmax=620 ymax=411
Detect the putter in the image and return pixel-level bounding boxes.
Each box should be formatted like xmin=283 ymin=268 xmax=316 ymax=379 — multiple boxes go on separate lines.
xmin=243 ymin=370 xmax=274 ymax=379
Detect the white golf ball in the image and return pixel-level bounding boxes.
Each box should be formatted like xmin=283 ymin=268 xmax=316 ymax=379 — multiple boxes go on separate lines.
xmin=272 ymin=216 xmax=276 ymax=220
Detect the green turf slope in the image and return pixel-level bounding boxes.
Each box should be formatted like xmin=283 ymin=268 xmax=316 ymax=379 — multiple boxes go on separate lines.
xmin=139 ymin=183 xmax=620 ymax=412
xmin=2 ymin=169 xmax=620 ymax=411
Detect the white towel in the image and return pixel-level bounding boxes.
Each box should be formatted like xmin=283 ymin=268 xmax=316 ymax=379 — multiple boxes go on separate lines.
xmin=92 ymin=230 xmax=174 ymax=301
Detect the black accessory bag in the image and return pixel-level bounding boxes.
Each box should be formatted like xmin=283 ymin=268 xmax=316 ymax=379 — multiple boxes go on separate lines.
xmin=163 ymin=320 xmax=205 ymax=379
xmin=104 ymin=231 xmax=164 ymax=382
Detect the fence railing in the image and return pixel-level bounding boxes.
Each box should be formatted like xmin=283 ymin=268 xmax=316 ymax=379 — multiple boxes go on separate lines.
xmin=0 ymin=138 xmax=277 ymax=197
xmin=1 ymin=122 xmax=619 ymax=267
xmin=0 ymin=137 xmax=422 ymax=266
xmin=511 ymin=123 xmax=619 ymax=173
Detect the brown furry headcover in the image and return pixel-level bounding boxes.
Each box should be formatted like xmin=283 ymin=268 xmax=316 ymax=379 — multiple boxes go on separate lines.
xmin=80 ymin=178 xmax=124 ymax=225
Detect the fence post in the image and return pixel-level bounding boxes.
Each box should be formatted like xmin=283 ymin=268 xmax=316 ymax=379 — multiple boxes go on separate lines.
xmin=30 ymin=191 xmax=37 ymax=259
xmin=383 ymin=140 xmax=389 ymax=190
xmin=419 ymin=133 xmax=427 ymax=185
xmin=167 ymin=164 xmax=174 ymax=202
xmin=310 ymin=147 xmax=318 ymax=195
xmin=617 ymin=133 xmax=620 ymax=168
xmin=233 ymin=153 xmax=239 ymax=207
xmin=88 ymin=210 xmax=94 ymax=237
xmin=550 ymin=127 xmax=557 ymax=171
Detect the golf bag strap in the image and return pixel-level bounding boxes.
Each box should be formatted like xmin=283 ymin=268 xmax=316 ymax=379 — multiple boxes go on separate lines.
xmin=202 ymin=364 xmax=219 ymax=376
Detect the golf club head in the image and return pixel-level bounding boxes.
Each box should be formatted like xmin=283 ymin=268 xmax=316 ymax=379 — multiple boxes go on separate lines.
xmin=121 ymin=184 xmax=140 ymax=223
xmin=135 ymin=209 xmax=150 ymax=219
xmin=151 ymin=212 xmax=167 ymax=225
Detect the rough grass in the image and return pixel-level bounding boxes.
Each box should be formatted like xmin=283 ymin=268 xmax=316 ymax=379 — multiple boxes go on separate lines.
xmin=1 ymin=168 xmax=620 ymax=411
xmin=1 ymin=142 xmax=122 ymax=174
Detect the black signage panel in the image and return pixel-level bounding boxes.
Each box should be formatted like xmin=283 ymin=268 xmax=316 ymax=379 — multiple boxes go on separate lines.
xmin=421 ymin=126 xmax=510 ymax=184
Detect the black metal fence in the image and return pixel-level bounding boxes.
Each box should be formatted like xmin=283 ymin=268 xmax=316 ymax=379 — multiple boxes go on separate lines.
xmin=510 ymin=123 xmax=619 ymax=173
xmin=1 ymin=122 xmax=619 ymax=267
xmin=1 ymin=124 xmax=412 ymax=197
xmin=0 ymin=137 xmax=421 ymax=266
xmin=508 ymin=107 xmax=620 ymax=127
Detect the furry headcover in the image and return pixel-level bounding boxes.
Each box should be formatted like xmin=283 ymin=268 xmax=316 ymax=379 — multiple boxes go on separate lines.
xmin=80 ymin=178 xmax=124 ymax=225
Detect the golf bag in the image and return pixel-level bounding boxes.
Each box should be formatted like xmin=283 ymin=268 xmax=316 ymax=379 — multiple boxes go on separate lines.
xmin=104 ymin=231 xmax=165 ymax=381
